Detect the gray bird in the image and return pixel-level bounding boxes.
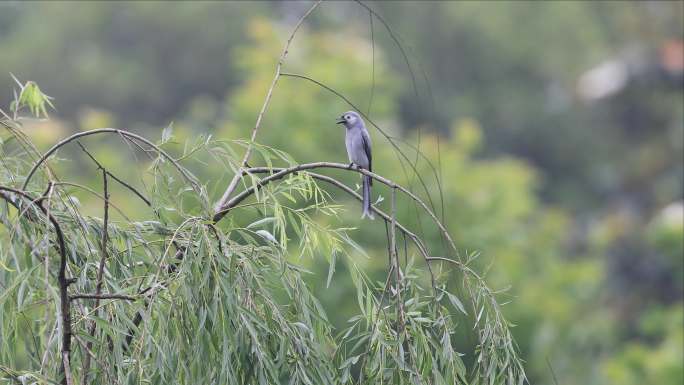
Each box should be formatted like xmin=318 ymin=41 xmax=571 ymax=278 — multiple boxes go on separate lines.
xmin=336 ymin=111 xmax=374 ymax=219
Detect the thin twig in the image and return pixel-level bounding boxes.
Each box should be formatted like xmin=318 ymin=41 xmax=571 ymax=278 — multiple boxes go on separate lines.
xmin=213 ymin=0 xmax=322 ymax=214
xmin=367 ymin=9 xmax=375 ymax=117
xmin=389 ymin=187 xmax=405 ymax=335
xmin=21 ymin=128 xmax=201 ymax=194
xmin=0 ymin=186 xmax=71 ymax=385
xmin=71 ymin=293 xmax=136 ymax=301
xmin=238 ymin=168 xmax=439 ymax=288
xmin=81 ymin=169 xmax=110 ymax=384
xmin=278 ymin=73 xmax=439 ymax=216
xmin=215 ymin=162 xmax=458 ymax=258
xmin=547 ymin=356 xmax=560 ymax=385
xmin=42 ymin=182 xmax=54 ymax=375
xmin=77 ymin=141 xmax=151 ymax=206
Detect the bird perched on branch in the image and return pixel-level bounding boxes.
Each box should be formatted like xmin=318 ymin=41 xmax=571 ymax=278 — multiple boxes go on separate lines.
xmin=337 ymin=111 xmax=374 ymax=219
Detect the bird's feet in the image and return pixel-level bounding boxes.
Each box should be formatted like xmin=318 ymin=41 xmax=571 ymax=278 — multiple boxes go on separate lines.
xmin=347 ymin=162 xmax=355 ymax=170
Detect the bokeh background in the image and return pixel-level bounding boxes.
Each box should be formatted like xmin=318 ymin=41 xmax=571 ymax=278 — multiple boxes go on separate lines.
xmin=1 ymin=1 xmax=682 ymax=384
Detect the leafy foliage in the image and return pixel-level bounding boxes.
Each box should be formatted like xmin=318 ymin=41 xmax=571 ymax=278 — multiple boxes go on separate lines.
xmin=1 ymin=2 xmax=681 ymax=384
xmin=1 ymin=72 xmax=527 ymax=385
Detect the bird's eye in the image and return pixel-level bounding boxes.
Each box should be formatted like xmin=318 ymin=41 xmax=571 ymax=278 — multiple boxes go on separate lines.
xmin=344 ymin=115 xmax=350 ymax=120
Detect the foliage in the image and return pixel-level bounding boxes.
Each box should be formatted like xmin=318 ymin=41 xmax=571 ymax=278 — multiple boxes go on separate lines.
xmin=1 ymin=54 xmax=525 ymax=385
xmin=0 ymin=2 xmax=682 ymax=384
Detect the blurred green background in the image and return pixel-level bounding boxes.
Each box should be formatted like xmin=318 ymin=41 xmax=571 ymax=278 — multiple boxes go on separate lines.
xmin=1 ymin=1 xmax=682 ymax=384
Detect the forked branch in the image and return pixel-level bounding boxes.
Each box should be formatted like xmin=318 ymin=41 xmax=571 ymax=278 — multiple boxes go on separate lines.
xmin=213 ymin=0 xmax=322 ymax=214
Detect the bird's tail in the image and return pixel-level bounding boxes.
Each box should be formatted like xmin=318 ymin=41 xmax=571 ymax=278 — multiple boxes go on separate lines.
xmin=361 ymin=175 xmax=374 ymax=220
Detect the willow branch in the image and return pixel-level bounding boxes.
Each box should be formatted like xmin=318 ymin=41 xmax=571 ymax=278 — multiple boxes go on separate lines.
xmin=77 ymin=141 xmax=151 ymax=206
xmin=213 ymin=0 xmax=321 ymax=214
xmin=213 ymin=162 xmax=457 ymax=257
xmin=80 ymin=169 xmax=109 ymax=384
xmin=389 ymin=187 xmax=405 ymax=334
xmin=230 ymin=168 xmax=440 ymax=287
xmin=21 ymin=128 xmax=201 ymax=194
xmin=0 ymin=185 xmax=71 ymax=385
xmin=70 ymin=293 xmax=136 ymax=301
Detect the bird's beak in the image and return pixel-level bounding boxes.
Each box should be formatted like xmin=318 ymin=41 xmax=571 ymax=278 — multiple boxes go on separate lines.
xmin=335 ymin=117 xmax=345 ymax=124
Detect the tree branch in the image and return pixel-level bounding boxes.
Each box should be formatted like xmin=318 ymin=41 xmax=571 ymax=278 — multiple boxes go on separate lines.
xmin=0 ymin=185 xmax=71 ymax=385
xmin=389 ymin=187 xmax=405 ymax=335
xmin=77 ymin=141 xmax=151 ymax=206
xmin=213 ymin=0 xmax=322 ymax=214
xmin=230 ymin=168 xmax=442 ymax=288
xmin=213 ymin=162 xmax=457 ymax=259
xmin=81 ymin=169 xmax=109 ymax=384
xmin=21 ymin=128 xmax=201 ymax=195
xmin=70 ymin=293 xmax=136 ymax=301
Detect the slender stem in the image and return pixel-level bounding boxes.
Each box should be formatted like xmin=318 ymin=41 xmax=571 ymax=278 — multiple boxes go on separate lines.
xmin=232 ymin=169 xmax=439 ymax=288
xmin=21 ymin=128 xmax=201 ymax=194
xmin=81 ymin=169 xmax=110 ymax=384
xmin=77 ymin=142 xmax=151 ymax=206
xmin=71 ymin=293 xmax=136 ymax=301
xmin=42 ymin=182 xmax=54 ymax=374
xmin=62 ymin=352 xmax=73 ymax=385
xmin=213 ymin=0 xmax=321 ymax=214
xmin=214 ymin=162 xmax=457 ymax=258
xmin=389 ymin=188 xmax=405 ymax=334
xmin=0 ymin=186 xmax=70 ymax=385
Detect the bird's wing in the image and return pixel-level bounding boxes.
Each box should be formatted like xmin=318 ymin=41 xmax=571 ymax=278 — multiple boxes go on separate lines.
xmin=361 ymin=129 xmax=372 ymax=172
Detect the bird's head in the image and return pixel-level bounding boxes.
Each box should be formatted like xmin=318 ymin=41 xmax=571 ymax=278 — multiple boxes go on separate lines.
xmin=336 ymin=111 xmax=362 ymax=128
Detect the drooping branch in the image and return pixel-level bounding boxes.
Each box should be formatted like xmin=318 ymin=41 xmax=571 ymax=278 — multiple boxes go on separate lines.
xmin=0 ymin=185 xmax=71 ymax=385
xmin=65 ymin=142 xmax=186 ymax=354
xmin=213 ymin=162 xmax=457 ymax=257
xmin=80 ymin=168 xmax=110 ymax=385
xmin=213 ymin=0 xmax=322 ymax=214
xmin=77 ymin=142 xmax=151 ymax=206
xmin=388 ymin=187 xmax=405 ymax=334
xmin=220 ymin=165 xmax=457 ymax=290
xmin=21 ymin=128 xmax=202 ymax=195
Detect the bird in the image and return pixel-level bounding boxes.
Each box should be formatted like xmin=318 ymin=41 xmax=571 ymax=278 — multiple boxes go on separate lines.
xmin=336 ymin=111 xmax=374 ymax=219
